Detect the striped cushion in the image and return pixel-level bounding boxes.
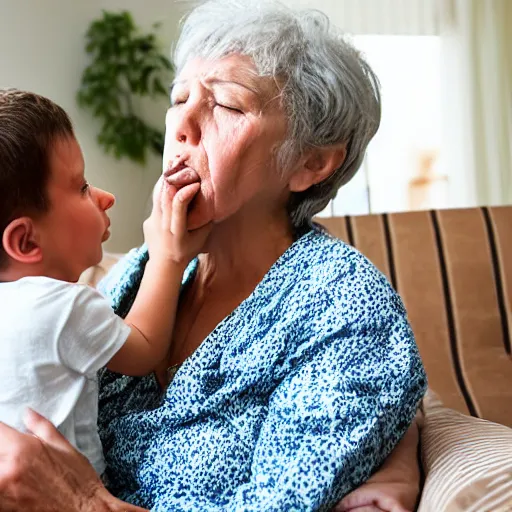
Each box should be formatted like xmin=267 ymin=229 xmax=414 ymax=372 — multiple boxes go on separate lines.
xmin=418 ymin=390 xmax=512 ymax=511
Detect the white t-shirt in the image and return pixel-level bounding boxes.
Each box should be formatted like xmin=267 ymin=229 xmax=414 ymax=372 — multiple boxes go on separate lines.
xmin=0 ymin=277 xmax=130 ymax=474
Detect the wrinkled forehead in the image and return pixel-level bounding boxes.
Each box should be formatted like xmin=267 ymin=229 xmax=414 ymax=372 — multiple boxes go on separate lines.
xmin=174 ymin=54 xmax=282 ymax=104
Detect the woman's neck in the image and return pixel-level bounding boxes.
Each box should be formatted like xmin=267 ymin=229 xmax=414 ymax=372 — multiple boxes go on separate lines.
xmin=197 ymin=208 xmax=295 ymax=291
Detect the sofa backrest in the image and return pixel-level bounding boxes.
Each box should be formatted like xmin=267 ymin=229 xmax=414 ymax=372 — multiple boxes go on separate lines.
xmin=316 ymin=206 xmax=512 ymax=427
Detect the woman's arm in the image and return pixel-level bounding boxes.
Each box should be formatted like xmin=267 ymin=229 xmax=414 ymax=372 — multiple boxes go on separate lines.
xmin=0 ymin=410 xmax=147 ymax=512
xmin=144 ymin=311 xmax=425 ymax=512
xmin=213 ymin=314 xmax=425 ymax=511
xmin=334 ymin=418 xmax=422 ymax=512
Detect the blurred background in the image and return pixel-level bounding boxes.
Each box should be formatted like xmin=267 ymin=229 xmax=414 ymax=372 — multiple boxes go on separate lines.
xmin=1 ymin=0 xmax=510 ymax=252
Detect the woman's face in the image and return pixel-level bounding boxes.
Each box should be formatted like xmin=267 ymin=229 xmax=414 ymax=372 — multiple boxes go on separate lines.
xmin=163 ymin=54 xmax=290 ymax=230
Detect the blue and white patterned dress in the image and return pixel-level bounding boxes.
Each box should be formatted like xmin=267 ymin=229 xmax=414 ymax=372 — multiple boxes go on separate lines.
xmin=97 ymin=223 xmax=427 ymax=512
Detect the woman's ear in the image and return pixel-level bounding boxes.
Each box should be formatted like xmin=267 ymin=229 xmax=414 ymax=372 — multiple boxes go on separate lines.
xmin=2 ymin=217 xmax=43 ymax=264
xmin=289 ymin=143 xmax=347 ymax=193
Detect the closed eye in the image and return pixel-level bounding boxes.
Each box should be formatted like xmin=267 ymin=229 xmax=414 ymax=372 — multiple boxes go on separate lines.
xmin=169 ymin=97 xmax=243 ymax=114
xmin=216 ymin=103 xmax=244 ymax=114
xmin=170 ymin=92 xmax=188 ymax=107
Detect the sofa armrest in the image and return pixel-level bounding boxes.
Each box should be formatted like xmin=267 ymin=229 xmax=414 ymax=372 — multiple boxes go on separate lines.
xmin=418 ymin=390 xmax=512 ymax=511
xmin=78 ymin=253 xmax=124 ymax=289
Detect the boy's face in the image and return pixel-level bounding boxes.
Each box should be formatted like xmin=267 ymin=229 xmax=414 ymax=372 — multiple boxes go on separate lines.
xmin=35 ymin=136 xmax=114 ymax=282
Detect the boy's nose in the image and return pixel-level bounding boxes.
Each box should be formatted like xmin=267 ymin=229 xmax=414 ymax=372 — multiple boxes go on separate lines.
xmin=92 ymin=187 xmax=115 ymax=211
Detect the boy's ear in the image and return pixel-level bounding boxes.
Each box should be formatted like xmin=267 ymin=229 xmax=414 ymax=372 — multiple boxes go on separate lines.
xmin=288 ymin=143 xmax=347 ymax=193
xmin=2 ymin=217 xmax=43 ymax=264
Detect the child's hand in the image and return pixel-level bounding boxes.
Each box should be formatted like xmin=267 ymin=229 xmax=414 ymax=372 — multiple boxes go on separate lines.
xmin=143 ymin=173 xmax=211 ymax=266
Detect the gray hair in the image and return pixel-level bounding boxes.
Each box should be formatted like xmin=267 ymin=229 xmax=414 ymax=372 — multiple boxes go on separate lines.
xmin=174 ymin=0 xmax=381 ymax=228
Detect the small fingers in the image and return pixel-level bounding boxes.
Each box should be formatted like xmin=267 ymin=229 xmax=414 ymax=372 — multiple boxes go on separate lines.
xmin=151 ymin=177 xmax=164 ymax=215
xmin=160 ymin=181 xmax=177 ymax=229
xmin=171 ymin=182 xmax=201 ymax=235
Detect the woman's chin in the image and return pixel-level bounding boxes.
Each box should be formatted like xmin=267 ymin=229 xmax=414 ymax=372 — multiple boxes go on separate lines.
xmin=187 ymin=196 xmax=215 ymax=231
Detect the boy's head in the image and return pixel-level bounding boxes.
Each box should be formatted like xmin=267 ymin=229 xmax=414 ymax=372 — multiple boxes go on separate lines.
xmin=0 ymin=89 xmax=115 ymax=282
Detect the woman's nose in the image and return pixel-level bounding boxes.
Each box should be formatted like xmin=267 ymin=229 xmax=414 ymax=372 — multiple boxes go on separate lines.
xmin=92 ymin=187 xmax=115 ymax=211
xmin=167 ymin=103 xmax=202 ymax=147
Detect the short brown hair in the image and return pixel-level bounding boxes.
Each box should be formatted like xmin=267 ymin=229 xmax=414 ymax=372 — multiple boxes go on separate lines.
xmin=0 ymin=89 xmax=74 ymax=267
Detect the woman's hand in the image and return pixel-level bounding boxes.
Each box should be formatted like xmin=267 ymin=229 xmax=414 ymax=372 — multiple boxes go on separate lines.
xmin=333 ymin=482 xmax=416 ymax=512
xmin=0 ymin=409 xmax=147 ymax=512
xmin=333 ymin=419 xmax=422 ymax=512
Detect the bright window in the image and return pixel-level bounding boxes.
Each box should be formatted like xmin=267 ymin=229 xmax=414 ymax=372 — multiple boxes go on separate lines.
xmin=320 ymin=35 xmax=446 ymax=217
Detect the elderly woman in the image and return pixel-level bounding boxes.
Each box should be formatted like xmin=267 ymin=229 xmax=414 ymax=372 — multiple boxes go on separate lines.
xmin=0 ymin=1 xmax=426 ymax=510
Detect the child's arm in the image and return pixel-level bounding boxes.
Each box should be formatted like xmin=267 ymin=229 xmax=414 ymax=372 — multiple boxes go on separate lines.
xmin=106 ymin=177 xmax=211 ymax=376
xmin=106 ymin=258 xmax=184 ymax=376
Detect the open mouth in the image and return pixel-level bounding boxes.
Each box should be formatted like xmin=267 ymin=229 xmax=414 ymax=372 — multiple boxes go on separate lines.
xmin=164 ymin=157 xmax=201 ymax=191
xmin=164 ymin=157 xmax=195 ymax=179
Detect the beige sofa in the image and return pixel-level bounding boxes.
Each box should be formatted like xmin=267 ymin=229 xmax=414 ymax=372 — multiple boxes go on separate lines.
xmin=83 ymin=206 xmax=512 ymax=511
xmin=317 ymin=206 xmax=512 ymax=511
xmin=317 ymin=206 xmax=512 ymax=426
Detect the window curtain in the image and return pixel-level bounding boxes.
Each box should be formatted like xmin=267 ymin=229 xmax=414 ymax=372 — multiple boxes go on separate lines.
xmin=281 ymin=0 xmax=439 ymax=35
xmin=440 ymin=0 xmax=512 ymax=207
xmin=289 ymin=0 xmax=512 ymax=210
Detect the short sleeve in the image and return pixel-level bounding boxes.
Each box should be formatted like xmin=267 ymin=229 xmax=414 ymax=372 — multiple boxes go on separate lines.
xmin=56 ymin=285 xmax=130 ymax=375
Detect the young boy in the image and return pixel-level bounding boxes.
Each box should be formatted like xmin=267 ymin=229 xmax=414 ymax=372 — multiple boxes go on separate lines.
xmin=0 ymin=89 xmax=210 ymax=474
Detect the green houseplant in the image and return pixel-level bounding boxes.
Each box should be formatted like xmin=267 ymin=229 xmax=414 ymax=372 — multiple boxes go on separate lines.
xmin=77 ymin=11 xmax=173 ymax=165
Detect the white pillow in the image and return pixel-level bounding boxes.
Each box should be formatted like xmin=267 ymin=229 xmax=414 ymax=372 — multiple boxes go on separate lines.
xmin=418 ymin=390 xmax=512 ymax=512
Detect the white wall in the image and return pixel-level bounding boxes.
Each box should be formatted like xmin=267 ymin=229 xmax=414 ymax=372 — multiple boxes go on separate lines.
xmin=0 ymin=0 xmax=189 ymax=252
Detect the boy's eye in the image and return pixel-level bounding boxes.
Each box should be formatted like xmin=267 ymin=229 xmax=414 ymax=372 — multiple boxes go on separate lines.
xmin=81 ymin=182 xmax=90 ymax=195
